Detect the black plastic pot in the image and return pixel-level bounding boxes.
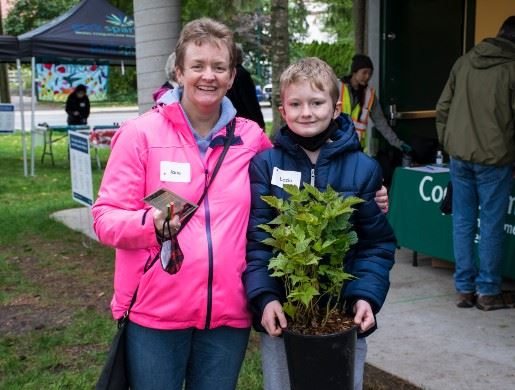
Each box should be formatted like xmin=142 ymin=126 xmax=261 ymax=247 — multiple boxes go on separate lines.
xmin=283 ymin=326 xmax=357 ymax=390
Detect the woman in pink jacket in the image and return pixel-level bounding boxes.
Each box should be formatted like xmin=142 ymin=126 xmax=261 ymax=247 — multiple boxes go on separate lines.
xmin=92 ymin=18 xmax=271 ymax=389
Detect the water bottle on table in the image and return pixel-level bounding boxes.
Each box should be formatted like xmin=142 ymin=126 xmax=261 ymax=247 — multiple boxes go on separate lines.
xmin=435 ymin=150 xmax=443 ymax=166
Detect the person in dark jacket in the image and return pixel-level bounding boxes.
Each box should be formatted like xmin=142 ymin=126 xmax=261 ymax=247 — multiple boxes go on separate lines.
xmin=226 ymin=44 xmax=265 ymax=129
xmin=65 ymin=84 xmax=90 ymax=125
xmin=436 ymin=16 xmax=515 ymax=311
xmin=244 ymin=58 xmax=396 ymax=390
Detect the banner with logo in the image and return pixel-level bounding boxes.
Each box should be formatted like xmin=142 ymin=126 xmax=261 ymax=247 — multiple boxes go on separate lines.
xmin=36 ymin=63 xmax=109 ymax=102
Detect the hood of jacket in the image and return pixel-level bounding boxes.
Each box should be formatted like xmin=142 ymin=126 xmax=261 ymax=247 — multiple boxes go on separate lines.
xmin=273 ymin=113 xmax=361 ymax=159
xmin=469 ymin=37 xmax=515 ymax=69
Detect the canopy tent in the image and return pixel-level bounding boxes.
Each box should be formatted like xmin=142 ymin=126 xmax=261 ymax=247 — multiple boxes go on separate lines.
xmin=18 ymin=0 xmax=135 ymax=65
xmin=16 ymin=0 xmax=135 ymax=176
xmin=0 ymin=35 xmax=23 ymax=62
xmin=0 ymin=35 xmax=29 ymax=175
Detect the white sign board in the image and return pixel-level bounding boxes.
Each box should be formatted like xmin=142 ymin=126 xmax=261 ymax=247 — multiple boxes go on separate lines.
xmin=0 ymin=104 xmax=15 ymax=133
xmin=69 ymin=131 xmax=93 ymax=207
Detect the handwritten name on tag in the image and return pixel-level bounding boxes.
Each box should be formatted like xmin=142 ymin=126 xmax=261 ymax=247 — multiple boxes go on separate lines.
xmin=160 ymin=161 xmax=191 ymax=183
xmin=271 ymin=167 xmax=301 ymax=189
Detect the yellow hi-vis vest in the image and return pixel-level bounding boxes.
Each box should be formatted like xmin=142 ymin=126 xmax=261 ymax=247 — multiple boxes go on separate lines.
xmin=340 ymin=81 xmax=375 ymax=149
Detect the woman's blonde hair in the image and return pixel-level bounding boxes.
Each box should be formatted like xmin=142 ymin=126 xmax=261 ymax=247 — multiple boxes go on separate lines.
xmin=175 ymin=18 xmax=236 ymax=71
xmin=280 ymin=57 xmax=340 ymax=105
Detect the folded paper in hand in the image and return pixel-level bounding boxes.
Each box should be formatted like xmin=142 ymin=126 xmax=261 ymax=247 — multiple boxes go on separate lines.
xmin=143 ymin=188 xmax=198 ymax=222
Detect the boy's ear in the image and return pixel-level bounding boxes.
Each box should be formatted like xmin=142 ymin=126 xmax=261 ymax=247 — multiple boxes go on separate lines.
xmin=333 ymin=100 xmax=342 ymax=119
xmin=278 ymin=105 xmax=286 ymax=120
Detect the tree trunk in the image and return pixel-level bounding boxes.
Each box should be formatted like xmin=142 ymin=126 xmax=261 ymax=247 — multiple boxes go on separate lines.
xmin=270 ymin=0 xmax=289 ymax=134
xmin=352 ymin=0 xmax=366 ymax=54
xmin=133 ymin=0 xmax=181 ymax=113
xmin=0 ymin=5 xmax=11 ymax=103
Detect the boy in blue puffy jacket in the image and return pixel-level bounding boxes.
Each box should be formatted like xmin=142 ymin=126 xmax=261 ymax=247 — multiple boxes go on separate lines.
xmin=244 ymin=58 xmax=396 ymax=390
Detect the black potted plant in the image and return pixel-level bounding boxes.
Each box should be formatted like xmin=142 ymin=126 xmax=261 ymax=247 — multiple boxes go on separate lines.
xmin=259 ymin=183 xmax=363 ymax=390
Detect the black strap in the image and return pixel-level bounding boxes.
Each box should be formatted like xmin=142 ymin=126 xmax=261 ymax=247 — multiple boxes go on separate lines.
xmin=122 ymin=119 xmax=236 ymax=322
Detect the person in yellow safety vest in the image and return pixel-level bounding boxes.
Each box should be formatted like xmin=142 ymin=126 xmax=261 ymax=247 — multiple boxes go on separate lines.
xmin=340 ymin=54 xmax=412 ymax=155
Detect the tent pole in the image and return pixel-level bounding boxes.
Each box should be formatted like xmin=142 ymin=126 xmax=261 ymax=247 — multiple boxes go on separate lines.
xmin=30 ymin=56 xmax=36 ymax=176
xmin=17 ymin=59 xmax=27 ymax=177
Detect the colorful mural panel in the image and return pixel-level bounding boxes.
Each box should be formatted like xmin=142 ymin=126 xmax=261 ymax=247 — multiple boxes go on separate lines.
xmin=36 ymin=64 xmax=109 ymax=102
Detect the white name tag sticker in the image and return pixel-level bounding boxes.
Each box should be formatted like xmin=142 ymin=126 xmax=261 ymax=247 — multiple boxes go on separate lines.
xmin=271 ymin=167 xmax=301 ymax=189
xmin=160 ymin=161 xmax=191 ymax=182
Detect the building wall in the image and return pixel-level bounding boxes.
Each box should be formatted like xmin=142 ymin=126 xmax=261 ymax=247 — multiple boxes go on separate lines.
xmin=133 ymin=0 xmax=181 ymax=113
xmin=475 ymin=0 xmax=514 ymax=43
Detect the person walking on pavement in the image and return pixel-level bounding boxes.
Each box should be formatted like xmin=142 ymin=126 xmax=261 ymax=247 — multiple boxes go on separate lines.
xmin=436 ymin=16 xmax=515 ymax=311
xmin=226 ymin=44 xmax=266 ymax=130
xmin=65 ymin=84 xmax=90 ymax=125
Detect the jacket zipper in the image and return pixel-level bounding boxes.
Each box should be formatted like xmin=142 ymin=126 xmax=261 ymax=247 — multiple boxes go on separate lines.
xmin=203 ymin=168 xmax=214 ymax=329
xmin=310 ymin=167 xmax=315 ymax=186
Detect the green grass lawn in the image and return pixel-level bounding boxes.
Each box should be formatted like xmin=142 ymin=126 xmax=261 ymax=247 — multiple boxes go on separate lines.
xmin=0 ymin=133 xmax=263 ymax=389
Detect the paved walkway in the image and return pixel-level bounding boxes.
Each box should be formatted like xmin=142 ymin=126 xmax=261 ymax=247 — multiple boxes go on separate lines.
xmin=51 ymin=207 xmax=515 ymax=390
xmin=367 ymin=249 xmax=515 ymax=389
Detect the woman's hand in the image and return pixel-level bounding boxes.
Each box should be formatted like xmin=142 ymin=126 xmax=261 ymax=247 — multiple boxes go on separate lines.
xmin=374 ymin=185 xmax=389 ymax=213
xmin=153 ymin=206 xmax=181 ymax=239
xmin=353 ymin=299 xmax=375 ymax=333
xmin=261 ymin=300 xmax=287 ymax=337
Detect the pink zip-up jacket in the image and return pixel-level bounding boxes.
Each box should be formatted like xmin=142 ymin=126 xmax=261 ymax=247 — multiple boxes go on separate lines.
xmin=92 ymin=102 xmax=271 ymax=330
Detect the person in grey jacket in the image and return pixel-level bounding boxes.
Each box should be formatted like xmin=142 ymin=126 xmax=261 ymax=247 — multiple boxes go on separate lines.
xmin=436 ymin=16 xmax=515 ymax=311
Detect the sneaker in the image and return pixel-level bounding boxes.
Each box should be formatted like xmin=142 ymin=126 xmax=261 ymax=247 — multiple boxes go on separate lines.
xmin=475 ymin=292 xmax=515 ymax=311
xmin=456 ymin=292 xmax=476 ymax=308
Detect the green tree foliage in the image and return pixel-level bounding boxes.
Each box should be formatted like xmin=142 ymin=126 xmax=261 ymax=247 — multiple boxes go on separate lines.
xmin=108 ymin=0 xmax=133 ymax=16
xmin=314 ymin=0 xmax=354 ymax=45
xmin=293 ymin=41 xmax=354 ymax=78
xmin=107 ymin=66 xmax=137 ymax=103
xmin=4 ymin=0 xmax=80 ymax=35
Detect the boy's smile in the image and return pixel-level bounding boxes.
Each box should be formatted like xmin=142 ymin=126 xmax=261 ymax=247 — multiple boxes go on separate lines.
xmin=279 ymin=80 xmax=341 ymax=138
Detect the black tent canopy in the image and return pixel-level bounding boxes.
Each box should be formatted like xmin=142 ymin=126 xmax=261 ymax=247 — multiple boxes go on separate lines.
xmin=0 ymin=35 xmax=21 ymax=62
xmin=14 ymin=0 xmax=136 ymax=176
xmin=18 ymin=0 xmax=135 ymax=64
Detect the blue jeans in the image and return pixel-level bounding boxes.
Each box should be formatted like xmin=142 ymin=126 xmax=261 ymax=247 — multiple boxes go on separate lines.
xmin=125 ymin=321 xmax=250 ymax=390
xmin=260 ymin=333 xmax=368 ymax=390
xmin=450 ymin=158 xmax=512 ymax=296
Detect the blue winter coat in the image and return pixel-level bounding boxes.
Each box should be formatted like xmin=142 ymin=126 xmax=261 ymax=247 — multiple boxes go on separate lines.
xmin=244 ymin=114 xmax=396 ymax=334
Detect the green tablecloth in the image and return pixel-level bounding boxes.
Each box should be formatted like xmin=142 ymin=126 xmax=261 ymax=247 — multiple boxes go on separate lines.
xmin=388 ymin=167 xmax=515 ymax=279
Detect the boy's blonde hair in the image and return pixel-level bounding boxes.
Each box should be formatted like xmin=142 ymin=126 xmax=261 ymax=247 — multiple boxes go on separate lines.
xmin=175 ymin=18 xmax=236 ymax=72
xmin=280 ymin=57 xmax=340 ymax=105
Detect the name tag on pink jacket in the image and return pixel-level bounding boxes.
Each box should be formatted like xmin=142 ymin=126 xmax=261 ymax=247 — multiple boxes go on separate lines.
xmin=160 ymin=161 xmax=191 ymax=182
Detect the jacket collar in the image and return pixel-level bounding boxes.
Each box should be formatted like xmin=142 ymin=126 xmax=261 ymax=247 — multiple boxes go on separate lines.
xmin=158 ymin=87 xmax=237 ymax=155
xmin=274 ymin=114 xmax=361 ymax=160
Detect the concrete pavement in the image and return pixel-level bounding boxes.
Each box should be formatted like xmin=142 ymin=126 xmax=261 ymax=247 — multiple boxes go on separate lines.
xmin=51 ymin=207 xmax=515 ymax=390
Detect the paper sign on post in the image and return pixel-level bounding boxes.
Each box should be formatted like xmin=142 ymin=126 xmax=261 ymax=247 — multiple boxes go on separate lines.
xmin=0 ymin=104 xmax=15 ymax=134
xmin=143 ymin=188 xmax=198 ymax=223
xmin=69 ymin=131 xmax=94 ymax=206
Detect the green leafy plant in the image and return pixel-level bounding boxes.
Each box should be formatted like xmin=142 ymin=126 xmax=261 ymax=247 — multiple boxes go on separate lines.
xmin=259 ymin=184 xmax=363 ymax=329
